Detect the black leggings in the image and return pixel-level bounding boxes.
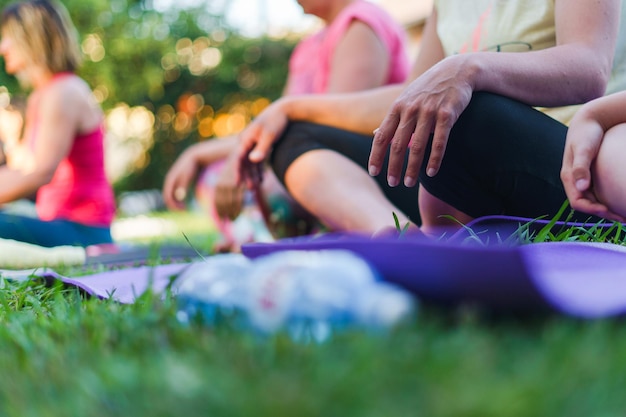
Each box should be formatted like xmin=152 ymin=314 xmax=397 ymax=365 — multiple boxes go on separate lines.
xmin=270 ymin=92 xmax=597 ymax=226
xmin=270 ymin=121 xmax=421 ymax=225
xmin=418 ymin=92 xmax=599 ymax=222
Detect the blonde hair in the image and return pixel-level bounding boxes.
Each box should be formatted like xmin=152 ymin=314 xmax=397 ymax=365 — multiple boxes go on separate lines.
xmin=1 ymin=0 xmax=82 ymax=74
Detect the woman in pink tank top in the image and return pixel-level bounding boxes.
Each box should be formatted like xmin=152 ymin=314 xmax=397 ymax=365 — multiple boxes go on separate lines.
xmin=0 ymin=0 xmax=115 ymax=247
xmin=163 ymin=0 xmax=409 ymax=252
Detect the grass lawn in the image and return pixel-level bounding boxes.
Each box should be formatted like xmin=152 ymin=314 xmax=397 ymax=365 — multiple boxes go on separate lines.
xmin=0 ymin=210 xmax=624 ymax=416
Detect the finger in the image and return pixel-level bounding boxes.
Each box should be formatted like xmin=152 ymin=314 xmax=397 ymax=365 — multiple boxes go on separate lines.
xmin=571 ymin=162 xmax=593 ymax=194
xmin=560 ymin=149 xmax=580 ymax=209
xmin=248 ymin=125 xmax=279 ymax=163
xmin=424 ymin=107 xmax=456 ymax=177
xmin=163 ymin=176 xmax=185 ymax=210
xmin=385 ymin=113 xmax=417 ymax=187
xmin=569 ymin=193 xmax=602 ymax=212
xmin=236 ymin=135 xmax=257 ymax=186
xmin=238 ymin=125 xmax=258 ymax=156
xmin=570 ymin=197 xmax=614 ymax=220
xmin=560 ymin=144 xmax=573 ymax=186
xmin=368 ymin=111 xmax=399 ymax=178
xmin=569 ymin=137 xmax=600 ymax=193
xmin=174 ymin=186 xmax=187 ymax=203
xmin=568 ymin=185 xmax=614 ymax=217
xmin=236 ymin=126 xmax=260 ymax=171
xmin=404 ymin=113 xmax=434 ymax=187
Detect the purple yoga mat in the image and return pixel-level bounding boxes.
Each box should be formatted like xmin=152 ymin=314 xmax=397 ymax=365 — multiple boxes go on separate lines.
xmin=0 ymin=263 xmax=191 ymax=304
xmin=242 ymin=233 xmax=626 ymax=319
xmin=3 ymin=215 xmax=626 ymax=317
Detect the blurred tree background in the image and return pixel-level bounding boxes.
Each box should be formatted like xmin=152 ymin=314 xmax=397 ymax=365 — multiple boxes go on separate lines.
xmin=0 ymin=0 xmax=298 ymax=196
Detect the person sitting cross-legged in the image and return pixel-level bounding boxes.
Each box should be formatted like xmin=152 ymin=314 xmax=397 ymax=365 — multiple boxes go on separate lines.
xmin=0 ymin=0 xmax=115 ymax=247
xmin=236 ymin=0 xmax=626 ymax=237
xmin=162 ymin=0 xmax=410 ymax=251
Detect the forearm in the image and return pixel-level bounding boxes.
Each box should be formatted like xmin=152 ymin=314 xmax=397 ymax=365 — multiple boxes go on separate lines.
xmin=0 ymin=166 xmax=48 ymax=204
xmin=184 ymin=135 xmax=239 ymax=166
xmin=281 ymin=85 xmax=405 ymax=135
xmin=469 ymin=45 xmax=611 ymax=107
xmin=470 ymin=0 xmax=618 ymax=106
xmin=571 ymin=91 xmax=626 ymax=132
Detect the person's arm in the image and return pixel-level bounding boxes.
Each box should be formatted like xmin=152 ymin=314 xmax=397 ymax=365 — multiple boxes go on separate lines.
xmin=560 ymin=91 xmax=626 ymax=221
xmin=181 ymin=135 xmax=239 ymax=166
xmin=326 ymin=20 xmax=389 ymax=92
xmin=0 ymin=83 xmax=80 ymax=204
xmin=238 ymin=7 xmax=445 ymax=166
xmin=0 ymin=107 xmax=23 ymax=161
xmin=370 ymin=0 xmax=620 ymax=188
xmin=236 ymin=87 xmax=400 ymax=170
xmin=162 ymin=135 xmax=239 ymax=210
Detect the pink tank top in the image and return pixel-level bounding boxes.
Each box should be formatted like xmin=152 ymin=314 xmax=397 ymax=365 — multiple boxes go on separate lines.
xmin=32 ymin=74 xmax=116 ymax=226
xmin=286 ymin=0 xmax=410 ymax=95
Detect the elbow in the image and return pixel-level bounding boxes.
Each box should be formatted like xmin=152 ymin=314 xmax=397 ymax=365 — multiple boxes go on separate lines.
xmin=581 ymin=74 xmax=610 ymax=102
xmin=563 ymin=43 xmax=613 ymax=104
xmin=42 ymin=170 xmax=56 ymax=185
xmin=566 ymin=72 xmax=610 ymax=105
xmin=33 ymin=167 xmax=57 ymax=186
xmin=575 ymin=55 xmax=613 ymax=102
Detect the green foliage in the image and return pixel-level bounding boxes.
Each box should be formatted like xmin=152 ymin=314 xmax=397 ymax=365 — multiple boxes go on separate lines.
xmin=0 ymin=0 xmax=296 ymax=193
xmin=0 ymin=0 xmax=182 ymax=107
xmin=116 ymin=34 xmax=295 ymax=192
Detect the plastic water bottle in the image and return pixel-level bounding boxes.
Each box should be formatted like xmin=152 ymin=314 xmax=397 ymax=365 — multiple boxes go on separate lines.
xmin=173 ymin=250 xmax=417 ymax=343
xmin=248 ymin=250 xmax=372 ymax=342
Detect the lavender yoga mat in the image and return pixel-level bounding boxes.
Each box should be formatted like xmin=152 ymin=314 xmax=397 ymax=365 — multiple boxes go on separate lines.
xmin=242 ymin=233 xmax=626 ymax=319
xmin=3 ymin=216 xmax=626 ymax=317
xmin=0 ymin=263 xmax=191 ymax=304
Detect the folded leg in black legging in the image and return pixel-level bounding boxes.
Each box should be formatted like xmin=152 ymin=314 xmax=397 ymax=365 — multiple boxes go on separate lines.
xmin=419 ymin=92 xmax=600 ymax=223
xmin=270 ymin=121 xmax=421 ymax=226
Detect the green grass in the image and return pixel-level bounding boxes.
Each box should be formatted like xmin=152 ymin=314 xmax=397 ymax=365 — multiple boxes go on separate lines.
xmin=516 ymin=201 xmax=626 ymax=245
xmin=447 ymin=201 xmax=626 ymax=247
xmin=0 ymin=280 xmax=625 ymax=417
xmin=0 ymin=208 xmax=625 ymax=416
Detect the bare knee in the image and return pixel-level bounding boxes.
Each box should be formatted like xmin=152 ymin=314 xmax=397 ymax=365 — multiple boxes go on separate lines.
xmin=284 ymin=150 xmax=331 ymax=193
xmin=593 ymin=124 xmax=626 ymax=216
